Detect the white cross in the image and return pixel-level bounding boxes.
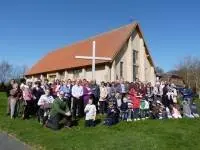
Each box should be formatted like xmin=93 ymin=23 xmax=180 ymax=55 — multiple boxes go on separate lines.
xmin=75 ymin=41 xmax=112 ymax=80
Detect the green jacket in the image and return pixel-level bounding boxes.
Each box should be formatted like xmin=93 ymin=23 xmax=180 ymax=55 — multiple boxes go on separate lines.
xmin=50 ymin=97 xmax=70 ymax=117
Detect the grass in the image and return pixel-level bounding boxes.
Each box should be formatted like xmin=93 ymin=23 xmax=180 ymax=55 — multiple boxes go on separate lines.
xmin=0 ymin=92 xmax=200 ymax=150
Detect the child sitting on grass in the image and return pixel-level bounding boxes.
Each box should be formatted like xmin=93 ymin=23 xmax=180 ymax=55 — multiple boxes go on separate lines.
xmin=104 ymin=101 xmax=120 ymax=126
xmin=84 ymin=97 xmax=97 ymax=127
xmin=171 ymin=104 xmax=182 ymax=119
xmin=140 ymin=98 xmax=150 ymax=120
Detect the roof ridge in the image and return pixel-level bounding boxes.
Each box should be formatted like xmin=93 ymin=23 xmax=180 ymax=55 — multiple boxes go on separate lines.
xmin=52 ymin=22 xmax=137 ymax=52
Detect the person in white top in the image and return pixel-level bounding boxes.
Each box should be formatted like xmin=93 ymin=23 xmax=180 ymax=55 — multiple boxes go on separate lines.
xmin=84 ymin=97 xmax=96 ymax=127
xmin=99 ymin=82 xmax=108 ymax=115
xmin=38 ymin=89 xmax=54 ymax=107
xmin=171 ymin=83 xmax=178 ymax=103
xmin=71 ymin=80 xmax=84 ymax=119
xmin=37 ymin=89 xmax=55 ymax=124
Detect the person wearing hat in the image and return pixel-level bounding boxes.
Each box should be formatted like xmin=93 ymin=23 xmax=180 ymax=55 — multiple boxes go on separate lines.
xmin=46 ymin=90 xmax=72 ymax=130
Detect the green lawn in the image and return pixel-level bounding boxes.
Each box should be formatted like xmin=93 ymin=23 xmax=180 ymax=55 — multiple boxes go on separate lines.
xmin=0 ymin=92 xmax=200 ymax=150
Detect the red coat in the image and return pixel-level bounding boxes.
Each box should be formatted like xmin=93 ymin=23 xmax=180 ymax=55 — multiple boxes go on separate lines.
xmin=129 ymin=88 xmax=140 ymax=109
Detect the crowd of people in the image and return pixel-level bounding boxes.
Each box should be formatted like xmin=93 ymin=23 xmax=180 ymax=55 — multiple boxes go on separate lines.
xmin=5 ymin=77 xmax=199 ymax=130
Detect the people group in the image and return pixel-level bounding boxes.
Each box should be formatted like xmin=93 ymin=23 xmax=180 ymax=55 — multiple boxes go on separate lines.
xmin=5 ymin=77 xmax=199 ymax=130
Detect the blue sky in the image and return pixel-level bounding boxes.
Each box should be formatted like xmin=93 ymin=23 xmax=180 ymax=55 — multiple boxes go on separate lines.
xmin=0 ymin=0 xmax=200 ymax=71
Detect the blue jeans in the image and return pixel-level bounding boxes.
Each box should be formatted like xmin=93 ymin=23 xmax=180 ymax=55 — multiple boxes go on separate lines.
xmin=133 ymin=108 xmax=140 ymax=119
xmin=140 ymin=109 xmax=149 ymax=118
xmin=127 ymin=109 xmax=132 ymax=119
xmin=85 ymin=119 xmax=95 ymax=127
xmin=121 ymin=111 xmax=128 ymax=120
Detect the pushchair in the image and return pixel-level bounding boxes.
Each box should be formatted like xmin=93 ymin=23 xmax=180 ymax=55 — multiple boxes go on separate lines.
xmin=38 ymin=104 xmax=52 ymax=125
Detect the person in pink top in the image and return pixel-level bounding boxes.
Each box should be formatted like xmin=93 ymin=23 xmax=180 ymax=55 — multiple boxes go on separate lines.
xmin=21 ymin=82 xmax=34 ymax=120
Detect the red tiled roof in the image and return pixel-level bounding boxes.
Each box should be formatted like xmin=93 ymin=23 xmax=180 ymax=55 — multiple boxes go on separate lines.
xmin=26 ymin=22 xmax=140 ymax=76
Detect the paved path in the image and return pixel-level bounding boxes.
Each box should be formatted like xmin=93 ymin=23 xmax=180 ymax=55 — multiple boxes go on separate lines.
xmin=0 ymin=133 xmax=30 ymax=150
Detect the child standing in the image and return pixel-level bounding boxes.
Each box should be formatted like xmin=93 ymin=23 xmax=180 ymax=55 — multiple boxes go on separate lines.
xmin=140 ymin=98 xmax=150 ymax=120
xmin=120 ymin=96 xmax=128 ymax=121
xmin=84 ymin=97 xmax=97 ymax=127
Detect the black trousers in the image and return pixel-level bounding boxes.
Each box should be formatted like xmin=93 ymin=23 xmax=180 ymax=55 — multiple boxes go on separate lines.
xmin=67 ymin=97 xmax=72 ymax=111
xmin=99 ymin=101 xmax=107 ymax=114
xmin=23 ymin=100 xmax=34 ymax=119
xmin=38 ymin=108 xmax=50 ymax=124
xmin=92 ymin=95 xmax=99 ymax=113
xmin=72 ymin=97 xmax=84 ymax=119
xmin=46 ymin=114 xmax=72 ymax=130
xmin=85 ymin=119 xmax=95 ymax=127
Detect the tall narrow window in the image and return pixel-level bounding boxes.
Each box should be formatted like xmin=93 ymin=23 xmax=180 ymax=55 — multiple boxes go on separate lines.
xmin=133 ymin=50 xmax=138 ymax=81
xmin=120 ymin=62 xmax=123 ymax=78
xmin=133 ymin=50 xmax=138 ymax=64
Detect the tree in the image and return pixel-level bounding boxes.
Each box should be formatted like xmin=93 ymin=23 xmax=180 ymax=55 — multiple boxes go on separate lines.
xmin=175 ymin=56 xmax=200 ymax=93
xmin=0 ymin=61 xmax=12 ymax=83
xmin=11 ymin=65 xmax=29 ymax=79
xmin=155 ymin=66 xmax=164 ymax=74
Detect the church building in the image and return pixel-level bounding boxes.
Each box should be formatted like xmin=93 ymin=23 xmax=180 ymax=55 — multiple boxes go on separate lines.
xmin=26 ymin=22 xmax=156 ymax=84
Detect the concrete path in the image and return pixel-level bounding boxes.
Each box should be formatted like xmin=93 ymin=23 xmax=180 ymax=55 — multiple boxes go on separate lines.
xmin=0 ymin=133 xmax=30 ymax=150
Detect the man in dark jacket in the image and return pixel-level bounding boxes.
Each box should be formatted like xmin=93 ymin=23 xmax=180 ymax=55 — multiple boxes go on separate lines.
xmin=46 ymin=91 xmax=72 ymax=130
xmin=32 ymin=81 xmax=45 ymax=115
xmin=90 ymin=80 xmax=100 ymax=112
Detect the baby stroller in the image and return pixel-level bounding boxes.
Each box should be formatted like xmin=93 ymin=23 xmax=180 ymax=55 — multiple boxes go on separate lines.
xmin=38 ymin=103 xmax=52 ymax=125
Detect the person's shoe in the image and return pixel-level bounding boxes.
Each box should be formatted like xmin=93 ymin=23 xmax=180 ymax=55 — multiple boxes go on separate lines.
xmin=134 ymin=119 xmax=137 ymax=121
xmin=142 ymin=118 xmax=145 ymax=120
xmin=137 ymin=118 xmax=140 ymax=121
xmin=127 ymin=119 xmax=132 ymax=122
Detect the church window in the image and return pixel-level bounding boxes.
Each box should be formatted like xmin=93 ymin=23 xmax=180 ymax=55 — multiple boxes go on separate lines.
xmin=133 ymin=50 xmax=138 ymax=64
xmin=133 ymin=50 xmax=138 ymax=81
xmin=120 ymin=62 xmax=123 ymax=78
xmin=73 ymin=69 xmax=82 ymax=79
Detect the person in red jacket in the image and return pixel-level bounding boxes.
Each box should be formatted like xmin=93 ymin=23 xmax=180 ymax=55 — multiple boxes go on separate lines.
xmin=129 ymin=83 xmax=142 ymax=121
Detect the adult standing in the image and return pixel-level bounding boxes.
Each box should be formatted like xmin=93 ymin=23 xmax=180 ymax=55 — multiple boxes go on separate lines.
xmin=90 ymin=80 xmax=100 ymax=113
xmin=32 ymin=81 xmax=45 ymax=114
xmin=22 ymin=81 xmax=34 ymax=120
xmin=59 ymin=80 xmax=71 ymax=110
xmin=6 ymin=79 xmax=16 ymax=115
xmin=99 ymin=82 xmax=108 ymax=115
xmin=9 ymin=83 xmax=21 ymax=119
xmin=71 ymin=80 xmax=83 ymax=119
xmin=83 ymin=81 xmax=92 ymax=107
xmin=66 ymin=79 xmax=73 ymax=110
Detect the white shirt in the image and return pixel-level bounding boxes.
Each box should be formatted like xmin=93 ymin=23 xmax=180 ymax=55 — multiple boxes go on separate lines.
xmin=72 ymin=85 xmax=83 ymax=98
xmin=84 ymin=104 xmax=96 ymax=120
xmin=121 ymin=84 xmax=125 ymax=93
xmin=38 ymin=95 xmax=55 ymax=106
